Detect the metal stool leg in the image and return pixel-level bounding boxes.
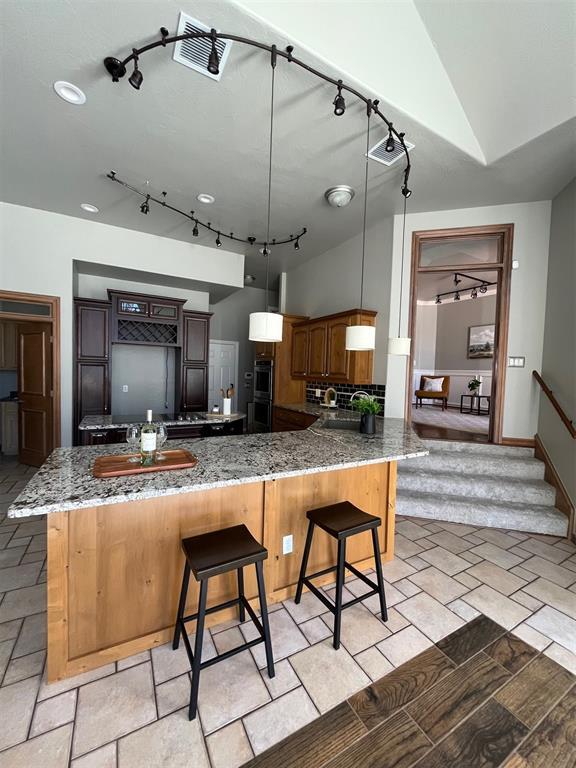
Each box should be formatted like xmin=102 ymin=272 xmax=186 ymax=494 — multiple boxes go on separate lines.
xmin=295 ymin=520 xmax=315 ymax=604
xmin=237 ymin=568 xmax=246 ymax=623
xmin=188 ymin=578 xmax=208 ymax=721
xmin=371 ymin=527 xmax=388 ymax=622
xmin=333 ymin=538 xmax=346 ymax=650
xmin=172 ymin=561 xmax=191 ymax=650
xmin=255 ymin=561 xmax=275 ymax=679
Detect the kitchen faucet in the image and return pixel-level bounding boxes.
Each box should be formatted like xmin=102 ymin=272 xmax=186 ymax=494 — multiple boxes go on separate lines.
xmin=349 ymin=390 xmax=371 ymax=403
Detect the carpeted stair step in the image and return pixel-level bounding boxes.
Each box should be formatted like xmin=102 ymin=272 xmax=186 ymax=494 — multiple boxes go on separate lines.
xmin=420 ymin=439 xmax=535 ymax=458
xmin=405 ymin=451 xmax=545 ymax=480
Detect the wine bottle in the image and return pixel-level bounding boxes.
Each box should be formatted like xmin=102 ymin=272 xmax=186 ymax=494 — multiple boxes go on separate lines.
xmin=140 ymin=409 xmax=157 ymax=466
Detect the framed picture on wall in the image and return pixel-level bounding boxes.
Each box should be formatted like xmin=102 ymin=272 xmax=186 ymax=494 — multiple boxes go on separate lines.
xmin=468 ymin=324 xmax=495 ymax=359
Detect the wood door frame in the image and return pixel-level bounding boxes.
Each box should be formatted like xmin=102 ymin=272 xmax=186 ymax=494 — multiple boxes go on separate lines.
xmin=0 ymin=290 xmax=61 ymax=450
xmin=406 ymin=224 xmax=514 ymax=444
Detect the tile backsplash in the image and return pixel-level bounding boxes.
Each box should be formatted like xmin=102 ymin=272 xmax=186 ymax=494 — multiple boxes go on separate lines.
xmin=306 ymin=382 xmax=385 ymax=412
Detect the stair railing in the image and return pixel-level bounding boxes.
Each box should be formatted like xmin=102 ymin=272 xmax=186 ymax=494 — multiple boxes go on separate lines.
xmin=533 ymin=370 xmax=576 ymax=439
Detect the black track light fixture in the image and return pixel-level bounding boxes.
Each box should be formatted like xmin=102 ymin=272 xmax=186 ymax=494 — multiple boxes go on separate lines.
xmin=401 ymin=184 xmax=412 ymax=199
xmin=454 ymin=291 xmax=461 ymax=301
xmin=471 ymin=287 xmax=478 ymax=299
xmin=192 ymin=220 xmax=199 ymax=237
xmin=208 ymin=29 xmax=220 ymax=75
xmin=140 ymin=195 xmax=150 ymax=215
xmin=479 ymin=283 xmax=488 ymax=294
xmin=454 ymin=273 xmax=461 ymax=286
xmin=294 ymin=237 xmax=300 ymax=250
xmin=401 ymin=166 xmax=411 ymax=198
xmin=385 ymin=124 xmax=395 ymax=152
xmin=215 ymin=232 xmax=222 ymax=247
xmin=333 ymin=80 xmax=345 ymax=116
xmin=104 ymin=57 xmax=127 ymax=82
xmin=128 ymin=50 xmax=143 ymax=89
xmin=435 ymin=295 xmax=441 ymax=305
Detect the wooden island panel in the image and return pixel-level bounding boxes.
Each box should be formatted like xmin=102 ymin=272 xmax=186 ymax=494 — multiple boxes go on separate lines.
xmin=47 ymin=462 xmax=396 ymax=681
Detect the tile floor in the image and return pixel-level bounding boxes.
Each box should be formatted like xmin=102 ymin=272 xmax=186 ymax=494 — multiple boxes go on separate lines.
xmin=1 ymin=457 xmax=576 ymax=767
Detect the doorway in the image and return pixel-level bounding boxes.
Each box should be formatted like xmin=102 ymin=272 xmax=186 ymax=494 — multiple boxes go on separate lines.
xmin=407 ymin=225 xmax=513 ymax=444
xmin=208 ymin=340 xmax=239 ymax=414
xmin=0 ymin=291 xmax=60 ymax=466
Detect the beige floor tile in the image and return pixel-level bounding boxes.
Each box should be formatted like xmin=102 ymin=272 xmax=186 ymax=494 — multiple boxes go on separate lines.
xmin=354 ymin=646 xmax=394 ymax=682
xmin=509 ymin=565 xmax=539 ymax=583
xmin=395 ymin=578 xmax=421 ymax=597
xmin=299 ymin=616 xmax=332 ymax=645
xmin=464 ymin=561 xmax=527 ymax=596
xmin=460 ymin=551 xmax=483 ymax=565
xmin=242 ymin=607 xmax=308 ymax=669
xmin=512 ymin=591 xmax=543 ymax=612
xmin=197 ymin=649 xmax=270 ymax=733
xmin=519 ymin=555 xmax=576 ymax=588
xmin=446 ymin=599 xmax=481 ymax=621
xmin=523 ymin=577 xmax=576 ymax=618
xmin=243 ymin=686 xmax=318 ymax=755
xmin=526 ymin=605 xmax=576 ymax=653
xmin=0 ymin=617 xmax=21 ymax=643
xmin=12 ymin=612 xmax=46 ymax=658
xmin=38 ymin=664 xmax=116 ymax=702
xmin=0 ymin=675 xmax=40 ymax=750
xmin=381 ymin=559 xmax=416 ymax=583
xmin=405 ymin=555 xmax=429 ymax=571
xmin=461 ymin=533 xmax=486 ymax=547
xmin=72 ymin=663 xmax=157 ymax=757
xmin=0 ymin=546 xmax=26 ymax=567
xmin=346 ymin=576 xmax=405 ymax=611
xmin=377 ymin=625 xmax=434 ymax=667
xmin=394 ymin=534 xmax=424 ymax=559
xmin=3 ymin=649 xmax=45 ymax=685
xmin=515 ymin=537 xmax=568 ymax=564
xmin=418 ymin=546 xmax=470 ymax=576
xmin=6 ymin=536 xmax=31 ymax=549
xmin=455 ymin=572 xmax=481 ymax=589
xmin=30 ymin=689 xmax=77 ymax=737
xmin=118 ymin=709 xmax=210 ymax=768
xmin=71 ymin=742 xmax=117 ymax=768
xmin=410 ymin=566 xmax=469 ymax=604
xmin=395 ymin=592 xmax=464 ymax=642
xmin=0 ymin=637 xmax=15 ymax=679
xmin=116 ymin=650 xmax=150 ymax=671
xmin=0 ymin=583 xmax=45 ymax=622
xmin=206 ymin=720 xmax=254 ymax=768
xmin=511 ymin=622 xmax=552 ymax=651
xmin=543 ymin=643 xmax=576 ymax=675
xmin=473 ymin=528 xmax=521 ymax=550
xmin=462 ymin=585 xmax=531 ymax=630
xmin=283 ymin=591 xmax=326 ymax=624
xmin=289 ymin=638 xmax=370 ymax=713
xmin=212 ymin=626 xmax=245 ymax=655
xmin=437 ymin=522 xmax=479 ymax=537
xmin=395 ymin=521 xmax=430 ymax=540
xmin=425 ymin=531 xmax=472 ymax=554
xmin=382 ymin=606 xmax=410 ymax=633
xmin=468 ymin=542 xmax=524 ymax=569
xmin=321 ymin=603 xmax=390 ymax=655
xmin=14 ymin=520 xmax=46 ymax=537
xmin=0 ymin=723 xmax=72 ymax=768
xmin=151 ymin=633 xmax=216 ymax=685
xmin=261 ymin=658 xmax=300 ymax=698
xmin=156 ymin=673 xmax=190 ymax=718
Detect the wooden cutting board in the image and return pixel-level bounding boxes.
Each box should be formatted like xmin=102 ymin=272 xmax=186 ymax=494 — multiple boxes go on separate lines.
xmin=93 ymin=449 xmax=198 ymax=478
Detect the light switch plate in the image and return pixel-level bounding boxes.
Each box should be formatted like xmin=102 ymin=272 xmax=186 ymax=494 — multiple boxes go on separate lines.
xmin=508 ymin=356 xmax=525 ymax=368
xmin=282 ymin=534 xmax=293 ymax=555
xmin=122 ymin=385 xmax=129 ymax=392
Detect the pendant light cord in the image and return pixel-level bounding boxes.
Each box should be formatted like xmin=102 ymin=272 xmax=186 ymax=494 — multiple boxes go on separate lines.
xmin=264 ymin=47 xmax=277 ymax=311
xmin=398 ymin=192 xmax=407 ymax=337
xmin=359 ymin=105 xmax=371 ymax=317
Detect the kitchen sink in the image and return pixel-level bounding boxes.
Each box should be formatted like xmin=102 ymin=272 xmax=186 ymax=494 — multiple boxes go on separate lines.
xmin=321 ymin=419 xmax=360 ymax=431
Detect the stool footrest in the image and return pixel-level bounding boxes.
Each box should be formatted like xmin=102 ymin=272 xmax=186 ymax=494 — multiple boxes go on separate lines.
xmin=302 ymin=561 xmax=382 ymax=617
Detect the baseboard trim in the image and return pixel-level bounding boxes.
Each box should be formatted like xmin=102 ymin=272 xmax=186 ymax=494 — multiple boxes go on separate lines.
xmin=534 ymin=433 xmax=575 ymax=539
xmin=500 ymin=437 xmax=535 ymax=448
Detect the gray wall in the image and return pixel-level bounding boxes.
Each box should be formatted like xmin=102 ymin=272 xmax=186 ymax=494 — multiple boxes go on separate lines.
xmin=111 ymin=346 xmax=176 ymax=417
xmin=285 ymin=217 xmax=394 ymax=384
xmin=435 ymin=294 xmax=496 ymax=371
xmin=414 ymin=305 xmax=438 ymax=370
xmin=537 ymin=178 xmax=576 ymax=506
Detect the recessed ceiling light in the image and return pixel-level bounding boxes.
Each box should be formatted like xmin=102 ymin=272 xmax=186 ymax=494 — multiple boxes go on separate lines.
xmin=196 ymin=193 xmax=215 ymax=204
xmin=80 ymin=203 xmax=99 ymax=213
xmin=244 ymin=274 xmax=256 ymax=283
xmin=325 ymin=185 xmax=355 ymax=207
xmin=53 ymin=81 xmax=86 ymax=105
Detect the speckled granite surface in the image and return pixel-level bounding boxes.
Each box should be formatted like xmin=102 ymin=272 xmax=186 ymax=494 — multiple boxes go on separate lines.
xmin=78 ymin=412 xmax=246 ymax=430
xmin=8 ymin=415 xmax=427 ymax=518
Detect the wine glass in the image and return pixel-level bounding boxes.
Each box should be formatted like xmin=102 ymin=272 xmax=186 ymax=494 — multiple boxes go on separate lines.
xmin=156 ymin=424 xmax=168 ymax=460
xmin=126 ymin=425 xmax=140 ymax=463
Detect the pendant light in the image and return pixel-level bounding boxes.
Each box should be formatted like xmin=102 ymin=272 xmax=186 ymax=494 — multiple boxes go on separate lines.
xmin=388 ymin=193 xmax=412 ymax=356
xmin=346 ymin=103 xmax=376 ymax=351
xmin=249 ymin=47 xmax=283 ymax=343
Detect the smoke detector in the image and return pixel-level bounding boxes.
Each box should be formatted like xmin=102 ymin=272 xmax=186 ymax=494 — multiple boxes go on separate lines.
xmin=173 ymin=12 xmax=232 ymax=82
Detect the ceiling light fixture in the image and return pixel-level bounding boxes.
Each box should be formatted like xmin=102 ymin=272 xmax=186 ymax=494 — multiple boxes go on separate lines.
xmin=215 ymin=232 xmax=222 ymax=247
xmin=192 ymin=219 xmax=199 ymax=236
xmin=435 ymin=295 xmax=441 ymax=305
xmin=333 ymin=80 xmax=345 ymax=116
xmin=128 ymin=50 xmax=143 ymax=90
xmin=140 ymin=195 xmax=150 ymax=214
xmin=471 ymin=287 xmax=478 ymax=299
xmin=207 ymin=28 xmax=220 ymax=76
xmin=454 ymin=291 xmax=461 ymax=301
xmin=454 ymin=273 xmax=461 ymax=286
xmin=325 ymin=185 xmax=355 ymax=208
xmin=53 ymin=81 xmax=86 ymax=105
xmin=346 ymin=102 xmax=376 ymax=352
xmin=244 ymin=274 xmax=256 ymax=284
xmin=197 ymin=193 xmax=215 ymax=204
xmin=388 ymin=184 xmax=412 ymax=356
xmin=80 ymin=203 xmax=99 ymax=213
xmin=435 ymin=275 xmax=497 ymax=303
xmin=294 ymin=237 xmax=300 ymax=251
xmin=385 ymin=124 xmax=395 ymax=153
xmin=249 ymin=46 xmax=283 ymax=343
xmin=479 ymin=283 xmax=488 ymax=294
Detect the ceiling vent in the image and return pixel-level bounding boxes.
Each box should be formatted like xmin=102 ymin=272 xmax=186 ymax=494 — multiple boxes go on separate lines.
xmin=172 ymin=12 xmax=232 ymax=81
xmin=367 ymin=136 xmax=414 ymax=167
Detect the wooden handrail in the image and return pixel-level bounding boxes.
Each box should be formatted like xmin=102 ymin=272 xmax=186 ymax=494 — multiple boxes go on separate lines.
xmin=533 ymin=370 xmax=576 ymax=438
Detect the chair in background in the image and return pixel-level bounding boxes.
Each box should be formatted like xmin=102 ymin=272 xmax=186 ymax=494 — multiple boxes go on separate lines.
xmin=415 ymin=375 xmax=451 ymax=411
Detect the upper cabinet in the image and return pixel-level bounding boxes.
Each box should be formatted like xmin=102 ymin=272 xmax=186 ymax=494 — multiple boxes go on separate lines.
xmin=183 ymin=311 xmax=211 ymax=363
xmin=255 ymin=341 xmax=275 ymax=359
xmin=108 ymin=290 xmax=186 ymax=347
xmin=0 ymin=322 xmax=17 ymax=370
xmin=76 ymin=301 xmax=109 ymax=361
xmin=291 ymin=309 xmax=376 ymax=384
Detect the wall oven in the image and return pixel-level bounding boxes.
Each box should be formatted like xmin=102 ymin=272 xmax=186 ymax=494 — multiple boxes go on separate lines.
xmin=254 ymin=360 xmax=274 ymax=401
xmin=252 ymin=399 xmax=272 ymax=433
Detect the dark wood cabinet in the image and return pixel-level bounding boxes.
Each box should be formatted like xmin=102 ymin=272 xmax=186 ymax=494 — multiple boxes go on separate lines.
xmin=76 ymin=362 xmax=110 ymax=419
xmin=183 ymin=312 xmax=211 ymax=363
xmin=74 ymin=300 xmax=111 ymax=442
xmin=80 ymin=419 xmax=243 ymax=445
xmin=76 ymin=302 xmax=109 ymax=361
xmin=181 ymin=366 xmax=208 ymax=411
xmin=255 ymin=341 xmax=275 ymax=359
xmin=180 ymin=311 xmax=212 ymax=411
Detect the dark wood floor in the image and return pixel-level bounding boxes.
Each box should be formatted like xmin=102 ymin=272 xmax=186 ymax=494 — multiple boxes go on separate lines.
xmin=244 ymin=614 xmax=576 ymax=768
xmin=411 ymin=422 xmax=491 ymax=443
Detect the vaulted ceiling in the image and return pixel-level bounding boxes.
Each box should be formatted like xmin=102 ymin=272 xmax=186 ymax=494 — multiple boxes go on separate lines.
xmin=1 ymin=0 xmax=574 ymax=289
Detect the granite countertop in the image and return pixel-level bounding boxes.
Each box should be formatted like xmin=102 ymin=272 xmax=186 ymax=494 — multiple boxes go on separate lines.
xmin=79 ymin=412 xmax=246 ymax=430
xmin=8 ymin=411 xmax=427 ymax=518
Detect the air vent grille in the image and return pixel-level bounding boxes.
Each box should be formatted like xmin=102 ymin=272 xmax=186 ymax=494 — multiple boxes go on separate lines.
xmin=172 ymin=12 xmax=232 ymax=81
xmin=118 ymin=320 xmax=178 ymax=346
xmin=368 ymin=136 xmax=414 ymax=167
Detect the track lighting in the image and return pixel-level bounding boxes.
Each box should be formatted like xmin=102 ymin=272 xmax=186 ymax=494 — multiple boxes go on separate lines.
xmin=140 ymin=195 xmax=150 ymax=215
xmin=435 ymin=296 xmax=441 ymax=305
xmin=192 ymin=221 xmax=199 ymax=237
xmin=294 ymin=237 xmax=300 ymax=250
xmin=471 ymin=287 xmax=478 ymax=299
xmin=454 ymin=274 xmax=461 ymax=286
xmin=385 ymin=125 xmax=395 ymax=152
xmin=479 ymin=283 xmax=488 ymax=294
xmin=401 ymin=166 xmax=411 ymax=198
xmin=128 ymin=51 xmax=143 ymax=90
xmin=215 ymin=233 xmax=222 ymax=247
xmin=454 ymin=291 xmax=460 ymax=301
xmin=333 ymin=80 xmax=345 ymax=116
xmin=208 ymin=29 xmax=220 ymax=75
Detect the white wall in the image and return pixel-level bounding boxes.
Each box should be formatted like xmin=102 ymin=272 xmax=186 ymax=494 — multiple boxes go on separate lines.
xmin=285 ymin=217 xmax=394 ymax=384
xmin=538 ymin=178 xmax=575 ymax=505
xmin=75 ymin=274 xmax=210 ymax=312
xmin=414 ymin=304 xmax=438 ymax=370
xmin=385 ymin=201 xmax=551 ymax=440
xmin=0 ymin=202 xmax=244 ymax=445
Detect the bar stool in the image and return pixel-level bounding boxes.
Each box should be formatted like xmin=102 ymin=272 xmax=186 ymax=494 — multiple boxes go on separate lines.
xmin=295 ymin=501 xmax=388 ymax=650
xmin=173 ymin=523 xmax=275 ymax=720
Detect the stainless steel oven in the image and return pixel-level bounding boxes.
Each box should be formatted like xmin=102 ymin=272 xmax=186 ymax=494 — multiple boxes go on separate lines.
xmin=254 ymin=360 xmax=274 ymax=401
xmin=252 ymin=399 xmax=272 ymax=432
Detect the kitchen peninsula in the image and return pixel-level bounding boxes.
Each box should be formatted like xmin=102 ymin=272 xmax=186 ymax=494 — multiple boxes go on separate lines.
xmin=8 ymin=411 xmax=427 ymax=683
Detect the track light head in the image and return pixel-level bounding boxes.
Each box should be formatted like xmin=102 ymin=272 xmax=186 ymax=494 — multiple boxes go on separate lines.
xmin=140 ymin=195 xmax=150 ymax=215
xmin=128 ymin=66 xmax=143 ymax=90
xmin=479 ymin=283 xmax=488 ymax=294
xmin=435 ymin=296 xmax=441 ymax=305
xmin=471 ymin=287 xmax=478 ymax=299
xmin=401 ymin=185 xmax=411 ymax=198
xmin=208 ymin=29 xmax=220 ymax=75
xmin=104 ymin=57 xmax=127 ymax=82
xmin=454 ymin=291 xmax=460 ymax=301
xmin=216 ymin=233 xmax=222 ymax=247
xmin=262 ymin=246 xmax=269 ymax=257
xmin=294 ymin=237 xmax=300 ymax=250
xmin=454 ymin=274 xmax=461 ymax=286
xmin=333 ymin=80 xmax=345 ymax=116
xmin=192 ymin=220 xmax=199 ymax=237
xmin=385 ymin=125 xmax=395 ymax=152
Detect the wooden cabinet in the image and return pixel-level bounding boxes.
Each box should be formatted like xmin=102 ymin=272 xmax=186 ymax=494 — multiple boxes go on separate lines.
xmin=183 ymin=312 xmax=211 ymax=363
xmin=0 ymin=322 xmax=17 ymax=370
xmin=255 ymin=341 xmax=275 ymax=359
xmin=74 ymin=300 xmax=111 ymax=442
xmin=180 ymin=311 xmax=211 ymax=411
xmin=0 ymin=401 xmax=18 ymax=455
xmin=76 ymin=362 xmax=110 ymax=419
xmin=76 ymin=303 xmax=109 ymax=361
xmin=108 ymin=291 xmax=185 ymax=347
xmin=290 ymin=310 xmax=376 ymax=384
xmin=272 ymin=406 xmax=318 ymax=432
xmin=181 ymin=366 xmax=208 ymax=411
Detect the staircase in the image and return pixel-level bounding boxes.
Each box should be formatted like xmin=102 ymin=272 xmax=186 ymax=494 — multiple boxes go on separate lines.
xmin=397 ymin=439 xmax=568 ymax=536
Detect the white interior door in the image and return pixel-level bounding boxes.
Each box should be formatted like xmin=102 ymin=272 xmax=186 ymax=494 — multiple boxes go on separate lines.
xmin=208 ymin=341 xmax=239 ymax=413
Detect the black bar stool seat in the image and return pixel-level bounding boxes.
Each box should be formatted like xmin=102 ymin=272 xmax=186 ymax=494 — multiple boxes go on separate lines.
xmin=173 ymin=523 xmax=274 ymax=721
xmin=295 ymin=501 xmax=388 ymax=650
